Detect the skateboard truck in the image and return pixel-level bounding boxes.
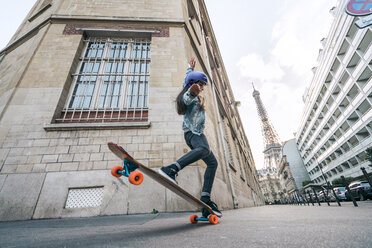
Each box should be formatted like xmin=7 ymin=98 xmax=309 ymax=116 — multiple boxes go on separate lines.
xmin=111 ymin=158 xmax=144 ymax=185
xmin=190 ymin=214 xmax=218 ymax=225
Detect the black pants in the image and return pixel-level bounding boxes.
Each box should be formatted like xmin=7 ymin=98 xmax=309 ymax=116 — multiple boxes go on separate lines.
xmin=176 ymin=131 xmax=218 ymax=197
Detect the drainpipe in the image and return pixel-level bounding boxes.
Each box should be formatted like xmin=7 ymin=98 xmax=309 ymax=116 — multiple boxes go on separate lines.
xmin=195 ymin=1 xmax=238 ymax=209
xmin=212 ymin=85 xmax=239 ymax=209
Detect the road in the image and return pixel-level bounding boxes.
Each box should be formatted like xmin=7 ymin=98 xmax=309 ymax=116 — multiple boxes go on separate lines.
xmin=1 ymin=201 xmax=371 ymax=248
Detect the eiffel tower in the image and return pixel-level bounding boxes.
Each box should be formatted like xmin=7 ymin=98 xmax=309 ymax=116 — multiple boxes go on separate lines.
xmin=252 ymin=84 xmax=282 ymax=179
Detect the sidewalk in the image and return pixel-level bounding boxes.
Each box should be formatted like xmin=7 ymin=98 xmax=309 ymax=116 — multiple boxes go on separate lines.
xmin=0 ymin=201 xmax=371 ymax=248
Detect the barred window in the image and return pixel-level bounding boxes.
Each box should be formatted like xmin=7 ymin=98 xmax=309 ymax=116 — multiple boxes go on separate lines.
xmin=57 ymin=37 xmax=150 ymax=123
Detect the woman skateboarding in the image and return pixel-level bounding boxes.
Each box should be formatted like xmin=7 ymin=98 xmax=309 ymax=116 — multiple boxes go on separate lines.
xmin=159 ymin=57 xmax=222 ymax=217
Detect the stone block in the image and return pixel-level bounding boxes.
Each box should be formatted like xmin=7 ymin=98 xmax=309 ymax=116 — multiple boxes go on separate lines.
xmin=93 ymin=161 xmax=107 ymax=170
xmin=0 ymin=148 xmax=10 ymax=169
xmin=70 ymin=145 xmax=100 ymax=154
xmin=78 ymin=162 xmax=93 ymax=171
xmin=33 ymin=139 xmax=50 ymax=147
xmin=138 ymin=144 xmax=151 ymax=151
xmin=0 ymin=164 xmax=17 ymax=173
xmin=55 ymin=146 xmax=70 ymax=154
xmin=127 ymin=173 xmax=166 ymax=214
xmin=148 ymin=151 xmax=161 ymax=159
xmin=78 ymin=138 xmax=94 ymax=145
xmin=151 ymin=143 xmax=162 ymax=151
xmin=90 ymin=153 xmax=104 ymax=161
xmin=46 ymin=163 xmax=62 ymax=172
xmin=16 ymin=164 xmax=33 ymax=173
xmin=26 ymin=155 xmax=42 ymax=164
xmin=0 ymin=173 xmax=45 ymax=221
xmin=73 ymin=153 xmax=90 ymax=162
xmin=8 ymin=148 xmax=24 ymax=156
xmin=162 ymin=143 xmax=175 ymax=150
xmin=210 ymin=177 xmax=233 ymax=210
xmin=0 ymin=174 xmax=6 ymax=190
xmin=93 ymin=137 xmax=107 ymax=145
xmin=165 ymin=166 xmax=202 ymax=212
xmin=33 ymin=170 xmax=128 ymax=219
xmin=133 ymin=151 xmax=147 ymax=159
xmin=61 ymin=162 xmax=79 ymax=171
xmin=32 ymin=163 xmax=47 ymax=172
xmin=42 ymin=154 xmax=59 ymax=163
xmin=4 ymin=156 xmax=27 ymax=165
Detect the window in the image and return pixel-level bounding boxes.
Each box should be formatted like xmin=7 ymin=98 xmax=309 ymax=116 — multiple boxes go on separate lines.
xmin=346 ymin=52 xmax=361 ymax=70
xmin=346 ymin=19 xmax=358 ymax=40
xmin=283 ymin=171 xmax=288 ymax=180
xmin=338 ymin=40 xmax=350 ymax=56
xmin=356 ymin=99 xmax=371 ymax=116
xmin=346 ymin=84 xmax=359 ymax=100
xmin=357 ymin=66 xmax=372 ymax=89
xmin=40 ymin=0 xmax=52 ymax=9
xmin=357 ymin=29 xmax=372 ymax=54
xmin=29 ymin=0 xmax=52 ymax=22
xmin=57 ymin=37 xmax=151 ymax=123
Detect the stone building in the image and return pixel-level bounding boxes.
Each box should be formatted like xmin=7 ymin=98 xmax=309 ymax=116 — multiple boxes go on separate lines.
xmin=0 ymin=0 xmax=263 ymax=221
xmin=258 ymin=174 xmax=282 ymax=204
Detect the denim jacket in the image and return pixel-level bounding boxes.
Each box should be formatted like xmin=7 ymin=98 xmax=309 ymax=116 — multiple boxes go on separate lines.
xmin=182 ymin=67 xmax=205 ymax=135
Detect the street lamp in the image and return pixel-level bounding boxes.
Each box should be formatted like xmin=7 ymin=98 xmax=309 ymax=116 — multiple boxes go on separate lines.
xmin=305 ymin=148 xmax=341 ymax=206
xmin=305 ymin=148 xmax=328 ymax=185
xmin=229 ymin=101 xmax=241 ymax=107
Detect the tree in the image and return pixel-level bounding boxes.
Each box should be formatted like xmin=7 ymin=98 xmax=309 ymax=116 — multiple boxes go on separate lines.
xmin=332 ymin=177 xmax=354 ymax=187
xmin=366 ymin=147 xmax=372 ymax=167
xmin=302 ymin=180 xmax=312 ymax=187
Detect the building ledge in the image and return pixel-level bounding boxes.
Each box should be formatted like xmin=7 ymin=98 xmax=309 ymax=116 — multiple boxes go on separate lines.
xmin=44 ymin=122 xmax=151 ymax=131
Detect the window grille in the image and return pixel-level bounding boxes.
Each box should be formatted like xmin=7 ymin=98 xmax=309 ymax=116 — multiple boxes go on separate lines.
xmin=57 ymin=37 xmax=150 ymax=123
xmin=65 ymin=187 xmax=104 ymax=208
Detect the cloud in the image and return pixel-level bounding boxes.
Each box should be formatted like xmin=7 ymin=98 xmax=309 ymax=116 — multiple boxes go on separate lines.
xmin=237 ymin=53 xmax=285 ymax=82
xmin=237 ymin=0 xmax=336 ymax=85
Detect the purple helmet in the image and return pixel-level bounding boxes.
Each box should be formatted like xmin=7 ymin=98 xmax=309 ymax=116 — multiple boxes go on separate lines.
xmin=183 ymin=71 xmax=208 ymax=88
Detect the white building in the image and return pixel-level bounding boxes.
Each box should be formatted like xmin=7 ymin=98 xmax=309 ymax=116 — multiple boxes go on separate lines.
xmin=296 ymin=0 xmax=372 ymax=185
xmin=279 ymin=139 xmax=310 ymax=199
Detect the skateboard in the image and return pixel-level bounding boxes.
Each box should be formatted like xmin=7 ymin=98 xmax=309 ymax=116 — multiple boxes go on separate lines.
xmin=107 ymin=142 xmax=220 ymax=224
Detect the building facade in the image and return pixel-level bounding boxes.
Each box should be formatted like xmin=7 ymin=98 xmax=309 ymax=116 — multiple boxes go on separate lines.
xmin=0 ymin=0 xmax=263 ymax=221
xmin=296 ymin=0 xmax=372 ymax=185
xmin=278 ymin=139 xmax=310 ymax=201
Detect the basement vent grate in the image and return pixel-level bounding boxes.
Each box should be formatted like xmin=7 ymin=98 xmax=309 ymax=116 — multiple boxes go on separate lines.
xmin=65 ymin=187 xmax=104 ymax=209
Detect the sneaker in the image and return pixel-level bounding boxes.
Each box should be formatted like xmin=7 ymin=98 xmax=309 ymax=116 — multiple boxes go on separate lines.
xmin=201 ymin=198 xmax=222 ymax=218
xmin=158 ymin=166 xmax=178 ymax=184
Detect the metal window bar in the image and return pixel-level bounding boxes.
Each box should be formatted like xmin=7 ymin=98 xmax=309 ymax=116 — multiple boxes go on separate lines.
xmin=81 ymin=39 xmax=103 ymax=122
xmin=58 ymin=37 xmax=150 ymax=123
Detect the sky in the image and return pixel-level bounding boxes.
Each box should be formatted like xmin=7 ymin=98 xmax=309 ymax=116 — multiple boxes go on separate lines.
xmin=0 ymin=0 xmax=338 ymax=169
xmin=204 ymin=0 xmax=339 ymax=169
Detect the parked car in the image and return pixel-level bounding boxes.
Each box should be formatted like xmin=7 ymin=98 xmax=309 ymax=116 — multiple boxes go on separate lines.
xmin=307 ymin=191 xmax=319 ymax=201
xmin=345 ymin=181 xmax=372 ymax=201
xmin=333 ymin=187 xmax=347 ymax=201
xmin=318 ymin=190 xmax=336 ymax=202
xmin=318 ymin=191 xmax=325 ymax=202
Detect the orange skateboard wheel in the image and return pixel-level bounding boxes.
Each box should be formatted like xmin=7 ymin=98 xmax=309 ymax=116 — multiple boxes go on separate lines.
xmin=190 ymin=215 xmax=198 ymax=224
xmin=111 ymin=166 xmax=123 ymax=178
xmin=128 ymin=171 xmax=144 ymax=185
xmin=209 ymin=215 xmax=218 ymax=225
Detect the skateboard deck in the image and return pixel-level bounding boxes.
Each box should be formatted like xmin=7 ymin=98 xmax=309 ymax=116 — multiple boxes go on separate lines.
xmin=107 ymin=142 xmax=220 ymax=224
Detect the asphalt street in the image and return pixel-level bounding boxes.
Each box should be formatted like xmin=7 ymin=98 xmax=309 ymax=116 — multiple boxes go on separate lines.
xmin=1 ymin=201 xmax=371 ymax=248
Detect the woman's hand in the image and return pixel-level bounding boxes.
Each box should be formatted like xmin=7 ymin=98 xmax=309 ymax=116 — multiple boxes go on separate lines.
xmin=189 ymin=83 xmax=201 ymax=96
xmin=189 ymin=57 xmax=196 ymax=69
